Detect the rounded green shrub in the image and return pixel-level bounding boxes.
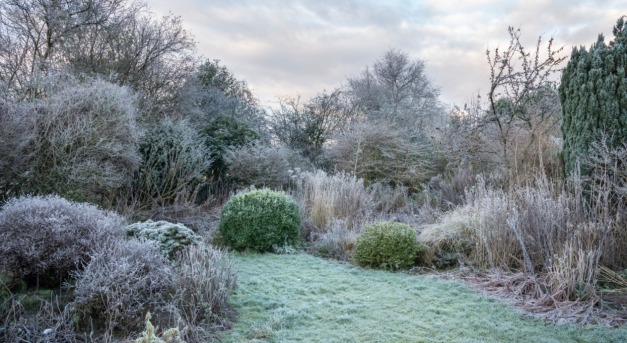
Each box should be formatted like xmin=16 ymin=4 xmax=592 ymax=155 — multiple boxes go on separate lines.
xmin=124 ymin=220 xmax=203 ymax=258
xmin=218 ymin=189 xmax=301 ymax=252
xmin=353 ymin=222 xmax=423 ymax=270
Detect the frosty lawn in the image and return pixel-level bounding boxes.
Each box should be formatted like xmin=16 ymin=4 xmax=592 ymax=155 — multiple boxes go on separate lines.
xmin=221 ymin=253 xmax=627 ymax=343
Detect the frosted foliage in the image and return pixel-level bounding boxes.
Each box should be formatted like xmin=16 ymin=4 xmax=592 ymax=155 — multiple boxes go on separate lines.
xmin=0 ymin=74 xmax=141 ymax=202
xmin=0 ymin=195 xmax=124 ymax=286
xmin=71 ymin=238 xmax=179 ymax=332
xmin=124 ymin=220 xmax=203 ymax=258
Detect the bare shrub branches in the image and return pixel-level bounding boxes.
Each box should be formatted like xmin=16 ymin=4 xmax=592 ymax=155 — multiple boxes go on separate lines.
xmin=0 ymin=74 xmax=141 ymax=203
xmin=448 ymin=27 xmax=566 ymax=179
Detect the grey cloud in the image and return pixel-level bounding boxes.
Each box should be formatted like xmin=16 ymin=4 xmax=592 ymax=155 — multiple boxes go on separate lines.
xmin=146 ymin=0 xmax=625 ymax=108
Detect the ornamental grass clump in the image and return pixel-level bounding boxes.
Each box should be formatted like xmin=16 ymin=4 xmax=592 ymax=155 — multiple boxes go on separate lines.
xmin=218 ymin=189 xmax=301 ymax=252
xmin=353 ymin=222 xmax=423 ymax=270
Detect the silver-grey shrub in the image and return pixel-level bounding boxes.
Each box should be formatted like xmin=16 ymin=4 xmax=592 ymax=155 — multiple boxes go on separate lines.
xmin=0 ymin=195 xmax=124 ymax=287
xmin=124 ymin=220 xmax=203 ymax=258
xmin=328 ymin=120 xmax=442 ymax=190
xmin=0 ymin=73 xmax=141 ymax=203
xmin=70 ymin=238 xmax=179 ymax=335
xmin=225 ymin=143 xmax=311 ymax=189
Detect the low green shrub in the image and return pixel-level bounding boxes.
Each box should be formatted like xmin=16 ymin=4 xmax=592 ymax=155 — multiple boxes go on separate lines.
xmin=218 ymin=189 xmax=301 ymax=252
xmin=353 ymin=222 xmax=423 ymax=270
xmin=124 ymin=220 xmax=203 ymax=258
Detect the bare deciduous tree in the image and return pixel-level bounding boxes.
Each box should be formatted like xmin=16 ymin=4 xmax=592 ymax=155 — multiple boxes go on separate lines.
xmin=444 ymin=27 xmax=566 ymax=178
xmin=270 ymin=89 xmax=358 ymax=163
xmin=483 ymin=27 xmax=566 ymax=172
xmin=347 ymin=49 xmax=443 ymax=130
xmin=0 ymin=0 xmax=125 ymax=92
xmin=0 ymin=0 xmax=195 ymax=117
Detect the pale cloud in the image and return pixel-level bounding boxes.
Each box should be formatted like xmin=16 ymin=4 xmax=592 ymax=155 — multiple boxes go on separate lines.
xmin=145 ymin=0 xmax=625 ymax=109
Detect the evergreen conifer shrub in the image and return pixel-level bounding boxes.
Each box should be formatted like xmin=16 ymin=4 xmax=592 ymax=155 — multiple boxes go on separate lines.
xmin=218 ymin=189 xmax=301 ymax=252
xmin=132 ymin=119 xmax=210 ymax=209
xmin=353 ymin=222 xmax=423 ymax=270
xmin=559 ymin=16 xmax=627 ymax=174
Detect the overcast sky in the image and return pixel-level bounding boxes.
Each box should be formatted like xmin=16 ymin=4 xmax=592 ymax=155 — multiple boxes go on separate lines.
xmin=145 ymin=0 xmax=624 ymax=110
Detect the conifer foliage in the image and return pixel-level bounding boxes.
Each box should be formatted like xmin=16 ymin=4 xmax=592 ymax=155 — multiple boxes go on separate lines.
xmin=559 ymin=16 xmax=627 ymax=174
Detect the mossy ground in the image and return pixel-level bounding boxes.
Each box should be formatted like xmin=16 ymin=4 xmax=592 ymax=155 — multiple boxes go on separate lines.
xmin=221 ymin=253 xmax=627 ymax=343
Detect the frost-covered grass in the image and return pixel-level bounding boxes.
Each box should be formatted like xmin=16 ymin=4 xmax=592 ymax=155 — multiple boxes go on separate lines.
xmin=222 ymin=253 xmax=627 ymax=343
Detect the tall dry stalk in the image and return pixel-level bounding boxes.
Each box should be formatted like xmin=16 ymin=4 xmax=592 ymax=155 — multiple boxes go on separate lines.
xmin=467 ymin=169 xmax=614 ymax=300
xmin=293 ymin=170 xmax=372 ymax=231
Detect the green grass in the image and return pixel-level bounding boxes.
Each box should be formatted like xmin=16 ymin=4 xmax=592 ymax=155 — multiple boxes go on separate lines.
xmin=220 ymin=253 xmax=627 ymax=343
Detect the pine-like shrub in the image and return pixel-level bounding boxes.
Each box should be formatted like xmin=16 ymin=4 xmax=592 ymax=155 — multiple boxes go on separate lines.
xmin=218 ymin=189 xmax=301 ymax=252
xmin=559 ymin=16 xmax=627 ymax=175
xmin=0 ymin=195 xmax=124 ymax=287
xmin=124 ymin=220 xmax=203 ymax=258
xmin=201 ymin=115 xmax=259 ymax=180
xmin=131 ymin=118 xmax=210 ymax=210
xmin=353 ymin=222 xmax=423 ymax=270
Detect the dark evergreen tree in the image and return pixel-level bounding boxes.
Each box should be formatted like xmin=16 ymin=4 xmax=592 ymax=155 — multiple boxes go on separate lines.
xmin=559 ymin=16 xmax=627 ymax=174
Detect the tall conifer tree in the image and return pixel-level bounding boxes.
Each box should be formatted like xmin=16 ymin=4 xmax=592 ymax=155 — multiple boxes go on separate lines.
xmin=559 ymin=16 xmax=627 ymax=174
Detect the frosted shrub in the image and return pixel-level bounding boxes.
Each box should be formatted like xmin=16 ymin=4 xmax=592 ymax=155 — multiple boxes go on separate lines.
xmin=328 ymin=120 xmax=442 ymax=190
xmin=175 ymin=245 xmax=237 ymax=341
xmin=225 ymin=143 xmax=311 ymax=189
xmin=131 ymin=118 xmax=210 ymax=210
xmin=124 ymin=220 xmax=203 ymax=258
xmin=0 ymin=195 xmax=124 ymax=287
xmin=0 ymin=74 xmax=141 ymax=203
xmin=309 ymin=221 xmax=359 ymax=261
xmin=70 ymin=238 xmax=179 ymax=334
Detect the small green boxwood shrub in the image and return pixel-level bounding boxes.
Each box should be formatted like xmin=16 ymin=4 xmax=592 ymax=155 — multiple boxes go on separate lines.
xmin=124 ymin=220 xmax=203 ymax=258
xmin=353 ymin=222 xmax=423 ymax=270
xmin=218 ymin=189 xmax=301 ymax=252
